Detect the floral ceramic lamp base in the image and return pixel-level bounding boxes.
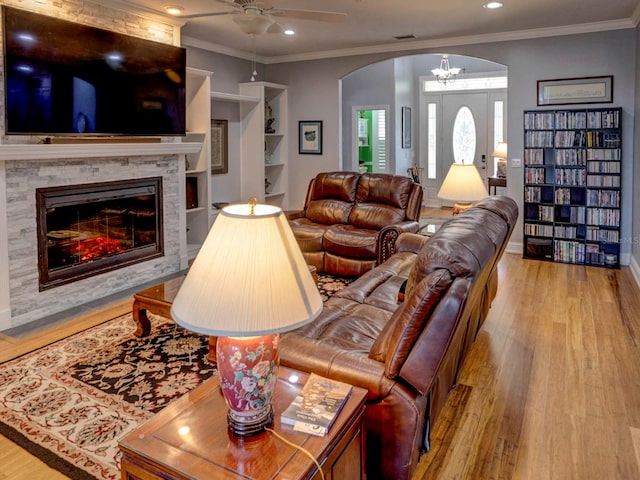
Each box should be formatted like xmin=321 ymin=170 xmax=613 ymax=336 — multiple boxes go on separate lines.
xmin=452 ymin=202 xmax=473 ymax=215
xmin=217 ymin=334 xmax=279 ymax=437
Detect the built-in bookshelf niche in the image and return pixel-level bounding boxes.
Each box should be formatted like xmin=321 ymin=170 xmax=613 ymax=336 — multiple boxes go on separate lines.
xmin=523 ymin=107 xmax=622 ymax=268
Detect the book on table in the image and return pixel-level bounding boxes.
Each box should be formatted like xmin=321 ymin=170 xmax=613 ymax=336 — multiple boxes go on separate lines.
xmin=281 ymin=373 xmax=353 ymax=436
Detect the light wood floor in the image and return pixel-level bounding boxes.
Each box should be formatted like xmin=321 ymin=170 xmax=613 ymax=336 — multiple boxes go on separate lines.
xmin=2 ymin=254 xmax=640 ymax=479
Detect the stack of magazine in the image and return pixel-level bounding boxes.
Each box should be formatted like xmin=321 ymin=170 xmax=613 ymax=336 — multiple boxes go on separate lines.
xmin=281 ymin=373 xmax=352 ymax=436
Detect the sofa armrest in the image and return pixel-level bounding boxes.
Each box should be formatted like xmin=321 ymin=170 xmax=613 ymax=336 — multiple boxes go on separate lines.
xmin=394 ymin=232 xmax=430 ymax=254
xmin=284 ymin=209 xmax=305 ymax=221
xmin=279 ymin=335 xmax=395 ymax=401
xmin=377 ymin=221 xmax=421 ymax=264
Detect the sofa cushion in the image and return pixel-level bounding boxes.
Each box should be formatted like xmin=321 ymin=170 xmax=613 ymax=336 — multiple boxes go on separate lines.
xmin=356 ymin=173 xmax=414 ymax=209
xmin=305 ymin=172 xmax=360 ymax=225
xmin=368 ymin=269 xmax=452 ymax=366
xmin=306 ymin=199 xmax=355 ymax=225
xmin=473 ymin=195 xmax=520 ymax=228
xmin=286 ymin=298 xmax=392 ymax=354
xmin=323 ymin=224 xmax=379 ymax=258
xmin=348 ymin=173 xmax=414 ymax=229
xmin=324 ymin=253 xmax=376 ymax=278
xmin=288 ymin=218 xmax=328 ymax=252
xmin=403 ymin=220 xmax=498 ymax=299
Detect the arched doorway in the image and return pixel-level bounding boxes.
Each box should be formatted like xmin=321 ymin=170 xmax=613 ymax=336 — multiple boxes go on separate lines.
xmin=341 ymin=54 xmax=507 ymax=205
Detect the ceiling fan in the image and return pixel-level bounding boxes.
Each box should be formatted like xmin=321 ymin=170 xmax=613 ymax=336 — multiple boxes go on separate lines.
xmin=179 ymin=0 xmax=347 ymax=35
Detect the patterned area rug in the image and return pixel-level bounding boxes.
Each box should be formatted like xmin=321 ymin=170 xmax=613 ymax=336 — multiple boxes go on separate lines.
xmin=0 ymin=273 xmax=352 ymax=480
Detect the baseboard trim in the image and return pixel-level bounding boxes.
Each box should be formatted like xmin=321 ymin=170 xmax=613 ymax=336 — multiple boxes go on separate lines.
xmin=0 ymin=307 xmax=11 ymax=332
xmin=629 ymin=256 xmax=640 ymax=291
xmin=506 ymin=241 xmax=522 ymax=255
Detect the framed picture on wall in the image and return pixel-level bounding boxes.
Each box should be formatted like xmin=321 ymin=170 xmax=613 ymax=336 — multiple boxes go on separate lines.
xmin=211 ymin=119 xmax=228 ymax=174
xmin=537 ymin=76 xmax=613 ymax=105
xmin=402 ymin=106 xmax=411 ymax=148
xmin=299 ymin=121 xmax=323 ymax=154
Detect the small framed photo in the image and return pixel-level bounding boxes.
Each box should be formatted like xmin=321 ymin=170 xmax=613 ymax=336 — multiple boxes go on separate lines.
xmin=299 ymin=121 xmax=323 ymax=155
xmin=537 ymin=76 xmax=613 ymax=106
xmin=211 ymin=119 xmax=228 ymax=174
xmin=402 ymin=106 xmax=411 ymax=149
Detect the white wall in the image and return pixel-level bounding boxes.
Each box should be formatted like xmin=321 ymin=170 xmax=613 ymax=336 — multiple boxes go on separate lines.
xmin=394 ymin=57 xmax=418 ymax=176
xmin=341 ymin=59 xmax=396 ymax=171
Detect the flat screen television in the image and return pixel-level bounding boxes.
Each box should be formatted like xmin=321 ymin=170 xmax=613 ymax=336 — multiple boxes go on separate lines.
xmin=2 ymin=6 xmax=186 ymax=136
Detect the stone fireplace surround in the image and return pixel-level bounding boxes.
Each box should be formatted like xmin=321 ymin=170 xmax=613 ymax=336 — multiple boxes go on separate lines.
xmin=0 ymin=142 xmax=200 ymax=330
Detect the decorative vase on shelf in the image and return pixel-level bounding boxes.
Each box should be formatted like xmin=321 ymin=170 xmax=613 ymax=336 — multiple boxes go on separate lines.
xmin=265 ymin=101 xmax=276 ymax=134
xmin=265 ymin=178 xmax=272 ymax=195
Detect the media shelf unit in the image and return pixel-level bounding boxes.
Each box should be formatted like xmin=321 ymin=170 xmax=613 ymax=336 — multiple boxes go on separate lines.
xmin=523 ymin=107 xmax=621 ymax=268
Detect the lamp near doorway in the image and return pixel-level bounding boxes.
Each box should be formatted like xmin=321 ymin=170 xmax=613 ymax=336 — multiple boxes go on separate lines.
xmin=431 ymin=54 xmax=462 ymax=85
xmin=491 ymin=142 xmax=508 ymax=178
xmin=170 ymin=198 xmax=323 ymax=437
xmin=438 ymin=161 xmax=488 ymax=215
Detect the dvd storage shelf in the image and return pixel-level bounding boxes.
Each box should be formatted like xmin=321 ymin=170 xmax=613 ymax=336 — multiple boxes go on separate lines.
xmin=523 ymin=107 xmax=621 ymax=267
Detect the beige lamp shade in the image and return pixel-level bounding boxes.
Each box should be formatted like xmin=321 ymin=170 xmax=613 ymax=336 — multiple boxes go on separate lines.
xmin=170 ymin=202 xmax=323 ymax=337
xmin=438 ymin=163 xmax=488 ymax=203
xmin=491 ymin=142 xmax=508 ymax=159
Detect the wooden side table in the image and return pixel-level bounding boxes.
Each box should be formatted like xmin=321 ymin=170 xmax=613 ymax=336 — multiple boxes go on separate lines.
xmin=487 ymin=176 xmax=507 ymax=195
xmin=119 ymin=367 xmax=367 ymax=480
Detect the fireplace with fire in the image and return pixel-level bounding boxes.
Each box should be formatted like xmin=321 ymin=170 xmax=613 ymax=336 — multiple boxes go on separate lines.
xmin=36 ymin=177 xmax=164 ymax=290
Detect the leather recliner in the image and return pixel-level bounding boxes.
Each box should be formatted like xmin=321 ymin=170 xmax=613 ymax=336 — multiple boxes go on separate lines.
xmin=286 ymin=171 xmax=423 ymax=276
xmin=280 ymin=196 xmax=519 ymax=480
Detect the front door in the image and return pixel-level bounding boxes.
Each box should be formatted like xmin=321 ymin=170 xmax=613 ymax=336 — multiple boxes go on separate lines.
xmin=421 ymin=90 xmax=506 ymax=206
xmin=440 ymin=93 xmax=489 ymax=206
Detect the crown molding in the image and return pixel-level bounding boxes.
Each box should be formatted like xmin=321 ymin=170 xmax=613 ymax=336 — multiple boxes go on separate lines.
xmin=265 ymin=19 xmax=636 ymax=64
xmin=181 ymin=36 xmax=269 ymax=63
xmin=183 ymin=18 xmax=636 ymax=65
xmin=632 ymin=2 xmax=640 ymax=26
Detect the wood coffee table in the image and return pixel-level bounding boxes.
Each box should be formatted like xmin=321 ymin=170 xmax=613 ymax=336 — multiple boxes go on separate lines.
xmin=131 ymin=275 xmax=217 ymax=361
xmin=132 ymin=266 xmax=320 ymax=362
xmin=119 ymin=366 xmax=367 ymax=480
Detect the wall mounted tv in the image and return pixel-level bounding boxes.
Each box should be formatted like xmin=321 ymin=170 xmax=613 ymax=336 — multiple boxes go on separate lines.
xmin=2 ymin=6 xmax=186 ymax=136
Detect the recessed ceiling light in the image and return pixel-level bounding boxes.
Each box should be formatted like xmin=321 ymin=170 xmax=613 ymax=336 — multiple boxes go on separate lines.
xmin=483 ymin=2 xmax=504 ymax=9
xmin=164 ymin=6 xmax=183 ymax=15
xmin=284 ymin=29 xmax=295 ymax=36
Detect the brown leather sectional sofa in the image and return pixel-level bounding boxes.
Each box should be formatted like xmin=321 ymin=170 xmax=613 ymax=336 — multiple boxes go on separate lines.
xmin=286 ymin=171 xmax=423 ymax=276
xmin=280 ymin=195 xmax=518 ymax=480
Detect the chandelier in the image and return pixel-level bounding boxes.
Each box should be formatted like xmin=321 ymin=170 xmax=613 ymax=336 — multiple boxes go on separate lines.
xmin=431 ymin=55 xmax=462 ymax=85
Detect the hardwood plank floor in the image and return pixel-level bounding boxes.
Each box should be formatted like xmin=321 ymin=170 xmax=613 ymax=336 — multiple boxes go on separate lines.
xmin=414 ymin=254 xmax=640 ymax=480
xmin=1 ymin=253 xmax=639 ymax=479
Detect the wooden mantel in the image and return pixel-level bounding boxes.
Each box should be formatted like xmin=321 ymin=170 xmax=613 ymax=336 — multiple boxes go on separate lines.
xmin=0 ymin=142 xmax=202 ymax=162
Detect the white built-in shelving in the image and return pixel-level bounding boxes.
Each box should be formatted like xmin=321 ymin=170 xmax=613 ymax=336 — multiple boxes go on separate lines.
xmin=238 ymin=81 xmax=288 ymax=208
xmin=185 ymin=68 xmax=213 ymax=261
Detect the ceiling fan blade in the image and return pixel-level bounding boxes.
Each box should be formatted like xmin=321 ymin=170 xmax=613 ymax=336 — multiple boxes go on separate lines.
xmin=179 ymin=10 xmax=238 ymax=19
xmin=268 ymin=9 xmax=347 ymax=23
xmin=267 ymin=22 xmax=283 ymax=34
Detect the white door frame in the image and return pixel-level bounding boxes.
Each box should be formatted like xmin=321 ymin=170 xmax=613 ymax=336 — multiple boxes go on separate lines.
xmin=351 ymin=105 xmax=390 ymax=173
